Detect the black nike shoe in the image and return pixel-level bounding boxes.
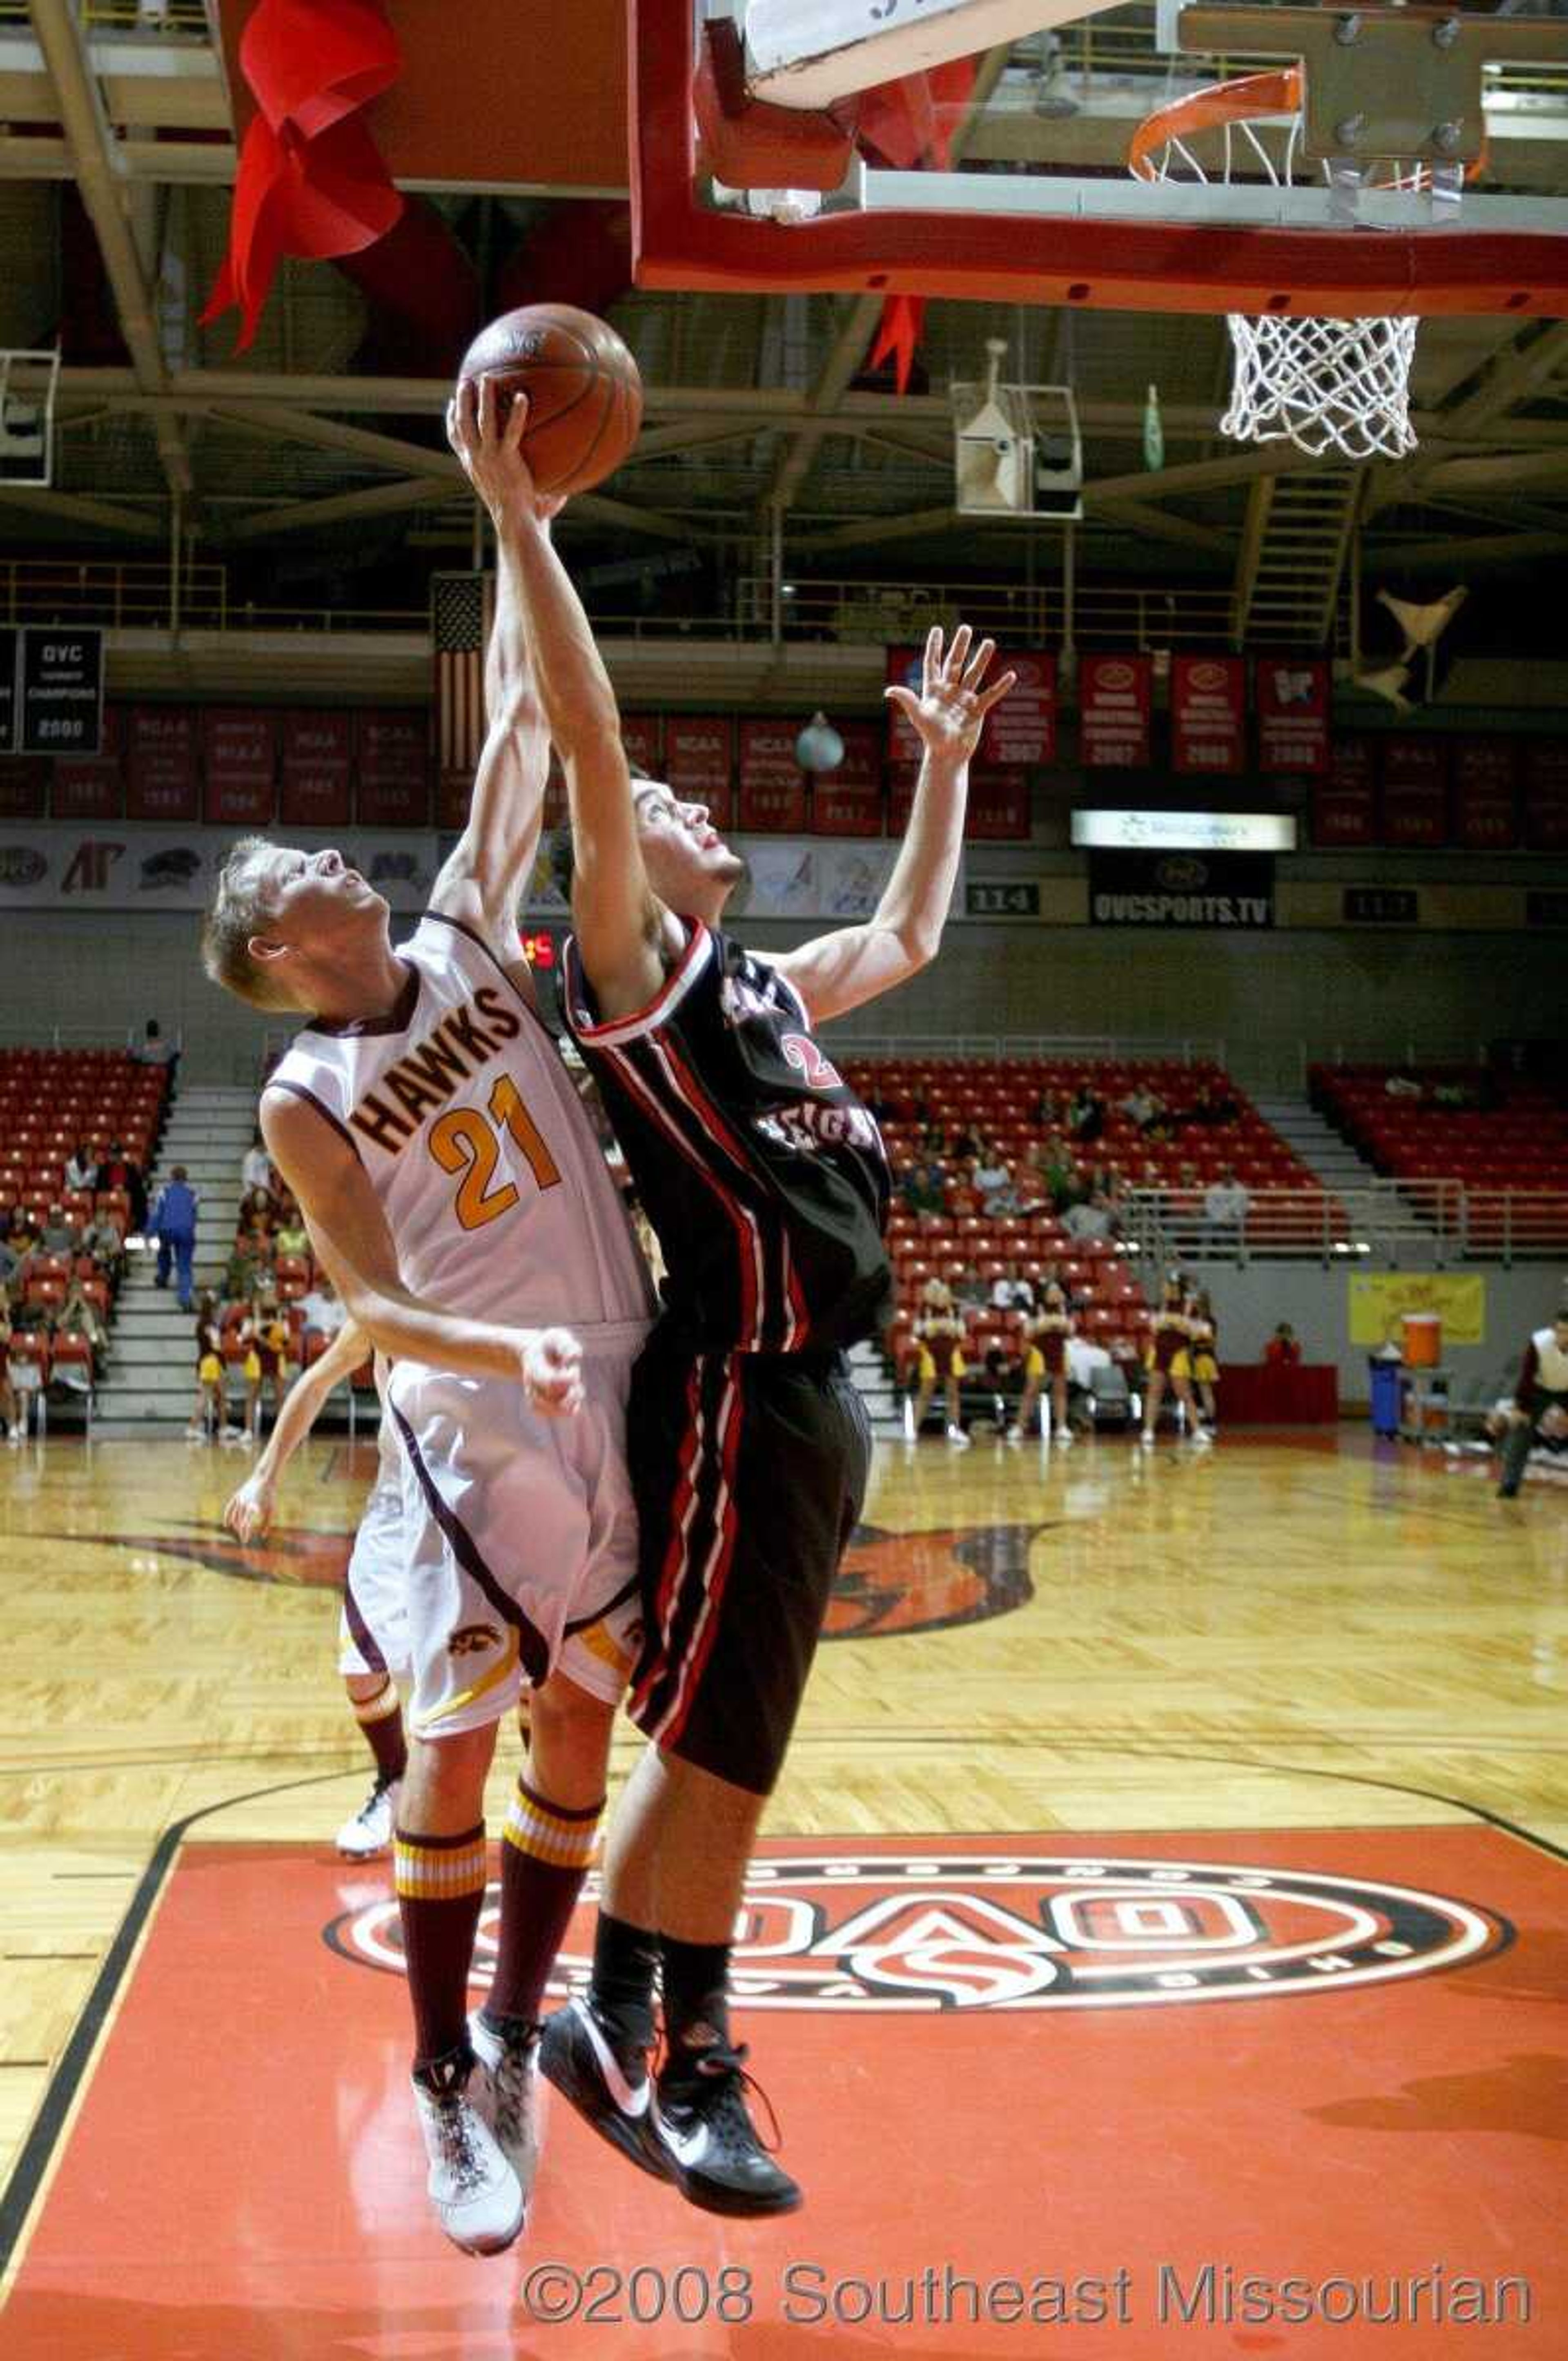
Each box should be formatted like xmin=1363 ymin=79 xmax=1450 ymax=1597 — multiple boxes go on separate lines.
xmin=537 ymin=1996 xmax=671 ymax=2182
xmin=651 ymin=2041 xmax=802 ymax=2217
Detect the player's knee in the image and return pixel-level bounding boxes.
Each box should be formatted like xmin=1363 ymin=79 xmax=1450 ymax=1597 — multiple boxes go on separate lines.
xmin=527 ymin=1675 xmax=615 ymax=1784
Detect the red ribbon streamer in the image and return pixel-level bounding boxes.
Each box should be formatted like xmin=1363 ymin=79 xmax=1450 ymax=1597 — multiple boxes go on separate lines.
xmin=860 ymin=60 xmax=975 ymax=394
xmin=202 ymin=0 xmax=404 ymax=353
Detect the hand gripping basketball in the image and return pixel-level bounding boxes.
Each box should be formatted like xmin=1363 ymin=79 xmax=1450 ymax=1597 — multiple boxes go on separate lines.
xmin=447 ymin=378 xmax=566 ymax=526
xmin=519 ymin=1326 xmax=585 ymax=1419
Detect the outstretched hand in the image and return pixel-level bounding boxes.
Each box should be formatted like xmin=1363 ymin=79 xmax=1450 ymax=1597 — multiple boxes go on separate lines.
xmin=446 ymin=376 xmax=566 ymax=527
xmin=223 ymin=1474 xmax=274 ymax=1544
xmin=883 ymin=624 xmax=1016 ymax=766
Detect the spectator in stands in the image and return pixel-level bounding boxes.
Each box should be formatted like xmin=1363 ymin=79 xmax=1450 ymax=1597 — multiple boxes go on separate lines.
xmin=949 ymin=1121 xmax=981 ymax=1163
xmin=1065 ymin=1189 xmax=1118 ymax=1243
xmin=274 ymin=1209 xmax=311 ymax=1258
xmin=6 ymin=1208 xmax=40 ymax=1268
xmin=1120 ymin=1084 xmax=1162 ymax=1131
xmin=990 ymin=1261 xmax=1035 ymax=1314
xmin=901 ymin=1160 xmax=947 ymax=1219
xmin=95 ymin=1140 xmax=147 ymax=1234
xmin=1043 ymin=1135 xmax=1080 ymax=1212
xmin=134 ymin=1018 xmax=179 ymax=1077
xmin=1384 ymin=1073 xmax=1423 ymax=1099
xmin=39 ymin=1203 xmax=78 ymax=1256
xmin=973 ymin=1142 xmax=1010 ymax=1198
xmin=1264 ymin=1322 xmax=1302 ymax=1367
xmin=241 ymin=1127 xmax=274 ymax=1196
xmin=240 ymin=1184 xmax=278 ymax=1236
xmin=1068 ymin=1085 xmax=1105 ymax=1143
xmin=80 ymin=1209 xmax=126 ymax=1281
xmin=0 ymin=1285 xmax=17 ymax=1443
xmin=151 ymin=1165 xmax=200 ymax=1313
xmin=954 ymin=1264 xmax=989 ymax=1314
xmin=65 ymin=1139 xmax=97 ymax=1195
xmin=1497 ymin=1303 xmax=1568 ymax=1500
xmin=910 ymin=1276 xmax=970 ymax=1450
xmin=981 ymin=1167 xmax=1024 ymax=1219
xmin=224 ymin=1227 xmax=273 ymax=1302
xmin=299 ymin=1272 xmax=347 ymax=1341
xmin=1203 ymin=1164 xmax=1251 ymax=1250
xmin=1031 ymin=1087 xmax=1061 ymax=1128
xmin=0 ymin=1233 xmax=20 ymax=1290
xmin=56 ymin=1276 xmax=107 ymax=1372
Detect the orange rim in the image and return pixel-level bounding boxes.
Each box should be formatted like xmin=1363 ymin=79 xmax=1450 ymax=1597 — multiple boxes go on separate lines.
xmin=1128 ymin=67 xmax=1487 ymax=185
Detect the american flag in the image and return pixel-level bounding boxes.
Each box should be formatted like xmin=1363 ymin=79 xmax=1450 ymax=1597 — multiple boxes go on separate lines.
xmin=431 ymin=571 xmax=495 ymax=778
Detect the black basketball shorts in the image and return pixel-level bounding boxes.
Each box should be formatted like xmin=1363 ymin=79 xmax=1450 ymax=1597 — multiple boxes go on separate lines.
xmin=625 ymin=1332 xmax=871 ymax=1797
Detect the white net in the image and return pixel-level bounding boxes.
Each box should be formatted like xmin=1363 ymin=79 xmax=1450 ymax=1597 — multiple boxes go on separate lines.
xmin=1221 ymin=312 xmax=1419 ymax=459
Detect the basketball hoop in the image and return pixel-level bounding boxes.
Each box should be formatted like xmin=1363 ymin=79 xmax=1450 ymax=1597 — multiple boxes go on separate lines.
xmin=1129 ymin=71 xmax=1479 ymax=460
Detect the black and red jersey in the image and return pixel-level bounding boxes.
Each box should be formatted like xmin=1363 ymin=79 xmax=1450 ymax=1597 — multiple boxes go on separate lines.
xmin=561 ymin=920 xmax=891 ymax=1354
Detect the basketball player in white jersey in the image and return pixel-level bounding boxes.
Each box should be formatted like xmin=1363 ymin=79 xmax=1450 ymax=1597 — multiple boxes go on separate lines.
xmin=201 ymin=383 xmax=654 ymax=2258
xmin=223 ymin=1322 xmax=412 ymax=1859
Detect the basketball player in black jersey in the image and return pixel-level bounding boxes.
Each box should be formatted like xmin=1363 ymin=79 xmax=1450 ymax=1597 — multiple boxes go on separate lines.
xmin=490 ymin=446 xmax=1012 ymax=2213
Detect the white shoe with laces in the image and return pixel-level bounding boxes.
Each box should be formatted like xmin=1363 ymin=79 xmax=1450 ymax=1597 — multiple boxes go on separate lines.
xmin=336 ymin=1774 xmax=400 ymax=1859
xmin=411 ymin=2046 xmax=525 ymax=2256
xmin=469 ymin=2010 xmax=543 ymax=2192
xmin=945 ymin=1424 xmax=972 ymax=1450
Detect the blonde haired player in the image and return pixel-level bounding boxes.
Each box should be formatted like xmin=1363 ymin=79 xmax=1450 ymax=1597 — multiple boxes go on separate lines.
xmin=223 ymin=1321 xmax=413 ymax=1858
xmin=200 ymin=383 xmax=653 ymax=2259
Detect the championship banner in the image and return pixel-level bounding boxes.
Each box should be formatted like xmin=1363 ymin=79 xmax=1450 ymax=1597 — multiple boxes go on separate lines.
xmin=980 ymin=650 xmax=1056 ymax=767
xmin=737 ymin=719 xmax=806 ymax=834
xmin=202 ymin=707 xmax=277 ymax=826
xmin=1524 ymin=739 xmax=1568 ymax=851
xmin=1379 ymin=736 xmax=1449 ymax=849
xmin=280 ymin=711 xmax=353 ymax=829
xmin=125 ymin=705 xmax=199 ymax=823
xmin=1451 ymin=739 xmax=1519 ymax=852
xmin=1171 ymin=655 xmax=1246 ymax=775
xmin=1348 ymin=1272 xmax=1486 ymax=1350
xmin=966 ymin=768 xmax=1030 ymax=840
xmin=811 ymin=722 xmax=884 ymax=837
xmin=621 ymin=713 xmax=662 ymax=777
xmin=1088 ymin=848 xmax=1274 ymax=928
xmin=355 ymin=711 xmax=429 ymax=827
xmin=52 ymin=756 xmax=122 ymax=822
xmin=664 ymin=716 xmax=733 ymax=826
xmin=18 ymin=626 xmax=103 ymax=756
xmin=0 ymin=758 xmax=46 ymax=819
xmin=0 ymin=625 xmax=15 ymax=752
xmin=1312 ymin=737 xmax=1377 ymax=847
xmin=1078 ymin=654 xmax=1152 ymax=769
xmin=1256 ymin=657 xmax=1330 ymax=775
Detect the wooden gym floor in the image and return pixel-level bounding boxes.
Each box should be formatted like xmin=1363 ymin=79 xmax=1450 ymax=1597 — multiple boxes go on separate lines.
xmin=1 ymin=1424 xmax=1565 ymax=2355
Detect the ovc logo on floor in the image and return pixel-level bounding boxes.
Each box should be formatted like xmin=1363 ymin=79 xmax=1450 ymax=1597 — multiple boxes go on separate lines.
xmin=325 ymin=1846 xmax=1508 ymax=2011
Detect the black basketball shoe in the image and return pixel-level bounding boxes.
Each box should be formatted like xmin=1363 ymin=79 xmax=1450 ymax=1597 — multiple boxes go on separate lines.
xmin=650 ymin=2040 xmax=802 ymax=2217
xmin=537 ymin=1996 xmax=671 ymax=2182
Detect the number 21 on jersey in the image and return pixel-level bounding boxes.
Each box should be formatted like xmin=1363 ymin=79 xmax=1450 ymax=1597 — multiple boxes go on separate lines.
xmin=428 ymin=1074 xmax=561 ymax=1231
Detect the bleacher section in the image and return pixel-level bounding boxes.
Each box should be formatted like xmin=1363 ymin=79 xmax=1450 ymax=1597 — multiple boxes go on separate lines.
xmin=1310 ymin=1065 xmax=1568 ymax=1254
xmin=0 ymin=1049 xmax=169 ymax=1420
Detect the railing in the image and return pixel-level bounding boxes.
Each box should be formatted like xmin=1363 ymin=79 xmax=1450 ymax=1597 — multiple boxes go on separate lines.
xmin=837 ymin=1033 xmax=1227 ymax=1066
xmin=0 ymin=559 xmax=228 ymax=630
xmin=1125 ymin=1180 xmax=1568 ymax=1267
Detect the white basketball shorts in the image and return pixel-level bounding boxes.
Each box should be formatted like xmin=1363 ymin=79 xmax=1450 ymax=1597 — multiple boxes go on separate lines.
xmin=336 ymin=1478 xmax=412 ymax=1681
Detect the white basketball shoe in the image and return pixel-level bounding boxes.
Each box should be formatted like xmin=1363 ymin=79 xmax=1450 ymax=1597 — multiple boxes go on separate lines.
xmin=411 ymin=2045 xmax=525 ymax=2256
xmin=468 ymin=2009 xmax=543 ymax=2194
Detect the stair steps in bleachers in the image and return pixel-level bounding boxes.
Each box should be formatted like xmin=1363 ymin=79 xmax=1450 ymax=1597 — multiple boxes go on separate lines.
xmin=94 ymin=1086 xmax=257 ymax=1436
xmin=1250 ymin=1096 xmax=1383 ymax=1196
xmin=849 ymin=1335 xmax=903 ymax=1438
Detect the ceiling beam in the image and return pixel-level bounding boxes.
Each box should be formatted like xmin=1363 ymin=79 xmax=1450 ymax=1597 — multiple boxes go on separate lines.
xmin=0 ymin=483 xmax=163 ymax=538
xmin=1091 ymin=498 xmax=1233 ymax=558
xmin=223 ymin=477 xmax=462 ymax=542
xmin=209 ymin=404 xmax=462 ymax=481
xmin=1370 ymin=528 xmax=1568 ymax=572
xmin=26 ymin=2 xmax=190 ymax=500
xmin=1437 ymin=318 xmax=1568 ymax=437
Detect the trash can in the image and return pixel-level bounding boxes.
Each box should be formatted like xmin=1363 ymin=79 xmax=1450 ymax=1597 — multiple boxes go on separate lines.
xmin=1403 ymin=1312 xmax=1442 ymax=1367
xmin=1369 ymin=1356 xmax=1403 ymax=1438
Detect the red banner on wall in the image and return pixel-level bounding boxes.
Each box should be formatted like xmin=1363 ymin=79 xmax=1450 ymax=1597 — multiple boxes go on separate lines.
xmin=966 ymin=768 xmax=1030 ymax=840
xmin=980 ymin=650 xmax=1056 ymax=767
xmin=280 ymin=712 xmax=353 ymax=829
xmin=1171 ymin=655 xmax=1246 ymax=775
xmin=356 ymin=711 xmax=430 ymax=827
xmin=1078 ymin=654 xmax=1152 ymax=768
xmin=737 ymin=720 xmax=806 ymax=833
xmin=621 ymin=714 xmax=662 ymax=777
xmin=1256 ymin=657 xmax=1330 ymax=775
xmin=811 ymin=722 xmax=884 ymax=836
xmin=1524 ymin=739 xmax=1568 ymax=851
xmin=52 ymin=756 xmax=122 ymax=820
xmin=664 ymin=717 xmax=733 ymax=828
xmin=1451 ymin=739 xmax=1519 ymax=851
xmin=126 ymin=706 xmax=199 ymax=822
xmin=202 ymin=707 xmax=276 ymax=826
xmin=1311 ymin=737 xmax=1377 ymax=846
xmin=0 ymin=760 xmax=47 ymax=819
xmin=1379 ymin=735 xmax=1450 ymax=848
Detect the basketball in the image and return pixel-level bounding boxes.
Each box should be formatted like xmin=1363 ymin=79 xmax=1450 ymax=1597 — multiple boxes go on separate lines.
xmin=455 ymin=303 xmax=642 ymax=497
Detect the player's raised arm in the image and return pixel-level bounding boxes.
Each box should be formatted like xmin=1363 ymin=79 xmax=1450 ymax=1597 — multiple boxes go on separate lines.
xmin=223 ymin=1317 xmax=368 ymax=1541
xmin=772 ymin=625 xmax=1015 ymax=1026
xmin=428 ymin=379 xmax=558 ymax=969
xmin=502 ymin=479 xmax=666 ymax=1021
xmin=261 ymin=1087 xmax=584 ymax=1416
